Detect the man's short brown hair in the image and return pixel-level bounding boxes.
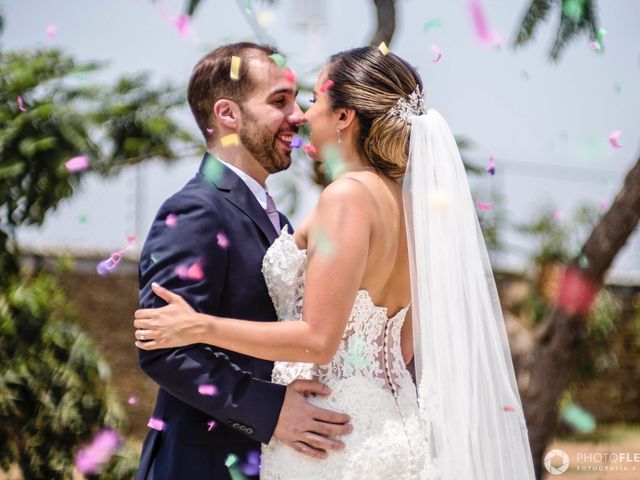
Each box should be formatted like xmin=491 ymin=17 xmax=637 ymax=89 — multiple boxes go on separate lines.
xmin=187 ymin=42 xmax=278 ymax=143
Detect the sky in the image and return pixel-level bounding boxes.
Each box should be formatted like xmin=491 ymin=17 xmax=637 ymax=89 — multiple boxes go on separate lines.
xmin=4 ymin=0 xmax=640 ymax=282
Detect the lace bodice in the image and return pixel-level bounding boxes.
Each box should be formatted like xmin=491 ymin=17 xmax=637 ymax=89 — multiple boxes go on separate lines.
xmin=261 ymin=227 xmax=412 ymax=395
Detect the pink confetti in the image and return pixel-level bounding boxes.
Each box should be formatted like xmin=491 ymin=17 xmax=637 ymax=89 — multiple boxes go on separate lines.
xmin=485 ymin=156 xmax=496 ymax=175
xmin=17 ymin=96 xmax=26 ymax=112
xmin=599 ymin=199 xmax=608 ymax=210
xmin=65 ymin=155 xmax=91 ymax=173
xmin=469 ymin=0 xmax=500 ymax=46
xmin=206 ymin=127 xmax=214 ymax=134
xmin=175 ymin=260 xmax=204 ymax=280
xmin=285 ymin=68 xmax=297 ymax=84
xmin=319 ymin=79 xmax=334 ymax=93
xmin=552 ymin=210 xmax=564 ymax=220
xmin=290 ymin=136 xmax=303 ymax=149
xmin=207 ymin=419 xmax=216 ymax=431
xmin=503 ymin=405 xmax=515 ymax=412
xmin=476 ymin=199 xmax=493 ymax=212
xmin=147 ymin=417 xmax=166 ymax=431
xmin=96 ymin=237 xmax=136 ymax=276
xmin=75 ymin=428 xmax=122 ymax=475
xmin=127 ymin=395 xmax=138 ymax=405
xmin=175 ymin=14 xmax=191 ymax=37
xmin=217 ymin=232 xmax=230 ymax=249
xmin=608 ymin=130 xmax=622 ymax=148
xmin=431 ymin=44 xmax=443 ymax=63
xmin=46 ymin=24 xmax=58 ymax=38
xmin=198 ymin=384 xmax=218 ymax=396
xmin=303 ymin=145 xmax=317 ymax=154
xmin=165 ymin=213 xmax=178 ymax=227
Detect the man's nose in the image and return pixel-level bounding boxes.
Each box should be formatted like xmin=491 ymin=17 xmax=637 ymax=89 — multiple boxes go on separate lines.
xmin=289 ymin=102 xmax=306 ymax=126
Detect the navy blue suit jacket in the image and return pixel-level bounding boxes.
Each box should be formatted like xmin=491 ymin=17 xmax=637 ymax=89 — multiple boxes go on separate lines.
xmin=136 ymin=154 xmax=291 ymax=480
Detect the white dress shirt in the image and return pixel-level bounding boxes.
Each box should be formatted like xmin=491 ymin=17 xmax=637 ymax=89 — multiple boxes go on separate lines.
xmin=218 ymin=159 xmax=269 ymax=210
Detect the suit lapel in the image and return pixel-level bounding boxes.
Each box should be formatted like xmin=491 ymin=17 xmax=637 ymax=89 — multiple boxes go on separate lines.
xmin=199 ymin=154 xmax=279 ymax=244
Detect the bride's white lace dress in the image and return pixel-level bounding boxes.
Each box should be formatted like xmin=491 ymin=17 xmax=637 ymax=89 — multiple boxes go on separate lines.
xmin=259 ymin=228 xmax=439 ymax=479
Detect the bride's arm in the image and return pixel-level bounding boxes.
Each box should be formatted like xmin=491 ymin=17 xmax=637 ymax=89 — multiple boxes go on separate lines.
xmin=135 ymin=179 xmax=371 ymax=364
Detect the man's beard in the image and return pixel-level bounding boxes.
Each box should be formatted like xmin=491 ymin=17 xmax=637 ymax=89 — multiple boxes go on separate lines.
xmin=238 ymin=109 xmax=292 ymax=174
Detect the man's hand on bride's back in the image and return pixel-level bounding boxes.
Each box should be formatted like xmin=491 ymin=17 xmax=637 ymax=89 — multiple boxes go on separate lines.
xmin=273 ymin=379 xmax=352 ymax=459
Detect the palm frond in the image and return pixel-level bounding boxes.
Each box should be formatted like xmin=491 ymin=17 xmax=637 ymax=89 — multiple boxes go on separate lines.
xmin=513 ymin=0 xmax=555 ymax=47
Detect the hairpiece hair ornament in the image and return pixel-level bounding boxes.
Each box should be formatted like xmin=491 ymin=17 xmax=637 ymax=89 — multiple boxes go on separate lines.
xmin=390 ymin=86 xmax=427 ymax=122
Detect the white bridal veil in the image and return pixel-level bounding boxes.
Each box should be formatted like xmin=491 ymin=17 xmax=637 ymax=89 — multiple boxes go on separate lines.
xmin=403 ymin=109 xmax=536 ymax=479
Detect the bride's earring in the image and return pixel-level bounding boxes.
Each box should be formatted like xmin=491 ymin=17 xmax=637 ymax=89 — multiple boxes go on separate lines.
xmin=337 ymin=127 xmax=344 ymax=144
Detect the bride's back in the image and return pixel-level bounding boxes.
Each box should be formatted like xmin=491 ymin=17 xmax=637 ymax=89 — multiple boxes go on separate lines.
xmin=338 ymin=170 xmax=411 ymax=316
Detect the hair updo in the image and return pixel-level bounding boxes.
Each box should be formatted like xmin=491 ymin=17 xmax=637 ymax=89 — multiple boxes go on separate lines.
xmin=325 ymin=46 xmax=423 ymax=179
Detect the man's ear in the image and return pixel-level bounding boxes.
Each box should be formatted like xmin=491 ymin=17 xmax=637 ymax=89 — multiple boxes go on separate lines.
xmin=213 ymin=99 xmax=241 ymax=130
xmin=336 ymin=108 xmax=357 ymax=131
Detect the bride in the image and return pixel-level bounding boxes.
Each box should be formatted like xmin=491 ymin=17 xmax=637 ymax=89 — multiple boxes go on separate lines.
xmin=134 ymin=46 xmax=535 ymax=479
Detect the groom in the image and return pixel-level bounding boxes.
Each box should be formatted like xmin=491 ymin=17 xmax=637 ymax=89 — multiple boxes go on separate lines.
xmin=136 ymin=43 xmax=350 ymax=479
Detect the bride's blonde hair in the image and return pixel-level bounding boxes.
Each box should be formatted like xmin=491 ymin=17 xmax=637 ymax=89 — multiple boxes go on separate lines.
xmin=325 ymin=47 xmax=423 ymax=179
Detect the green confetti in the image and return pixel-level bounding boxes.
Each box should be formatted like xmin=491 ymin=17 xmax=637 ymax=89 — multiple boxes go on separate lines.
xmin=202 ymin=156 xmax=225 ymax=184
xmin=423 ymin=18 xmax=443 ymax=31
xmin=321 ymin=144 xmax=347 ymax=181
xmin=562 ymin=0 xmax=586 ymax=22
xmin=313 ymin=227 xmax=335 ymax=258
xmin=520 ymin=70 xmax=530 ymax=80
xmin=225 ymin=454 xmax=249 ymax=480
xmin=613 ymin=83 xmax=621 ymax=95
xmin=578 ymin=254 xmax=590 ymax=269
xmin=345 ymin=338 xmax=372 ymax=370
xmin=78 ymin=214 xmax=88 ymax=224
xmin=150 ymin=254 xmax=158 ymax=264
xmin=560 ymin=402 xmax=596 ymax=433
xmin=243 ymin=0 xmax=253 ymax=15
xmin=269 ymin=53 xmax=287 ymax=68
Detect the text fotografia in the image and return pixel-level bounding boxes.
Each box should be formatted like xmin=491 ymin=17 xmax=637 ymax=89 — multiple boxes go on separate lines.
xmin=575 ymin=452 xmax=640 ymax=472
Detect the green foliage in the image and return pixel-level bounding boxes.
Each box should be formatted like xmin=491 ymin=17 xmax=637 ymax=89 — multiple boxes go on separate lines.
xmin=0 ymin=271 xmax=135 ymax=478
xmin=513 ymin=0 xmax=601 ymax=61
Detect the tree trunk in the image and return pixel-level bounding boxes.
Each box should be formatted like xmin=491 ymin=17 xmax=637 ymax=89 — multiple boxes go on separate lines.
xmin=516 ymin=156 xmax=640 ymax=478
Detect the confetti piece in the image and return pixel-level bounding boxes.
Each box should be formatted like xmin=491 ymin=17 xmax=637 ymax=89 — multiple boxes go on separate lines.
xmin=147 ymin=417 xmax=166 ymax=431
xmin=175 ymin=261 xmax=204 ymax=280
xmin=257 ymin=11 xmax=275 ymax=26
xmin=207 ymin=419 xmax=216 ymax=431
xmin=469 ymin=0 xmax=500 ymax=46
xmin=75 ymin=429 xmax=122 ymax=476
xmin=269 ymin=53 xmax=287 ymax=68
xmin=552 ymin=210 xmax=564 ymax=220
xmin=284 ymin=68 xmax=297 ymax=84
xmin=96 ymin=237 xmax=136 ymax=275
xmin=423 ymin=18 xmax=443 ymax=31
xmin=221 ymin=133 xmax=240 ymax=147
xmin=319 ymin=79 xmax=334 ymax=93
xmin=378 ymin=42 xmax=390 ymax=55
xmin=599 ymin=199 xmax=608 ymax=210
xmin=127 ymin=395 xmax=138 ymax=405
xmin=485 ymin=156 xmax=496 ymax=175
xmin=175 ymin=14 xmax=190 ymax=37
xmin=65 ymin=155 xmax=91 ymax=173
xmin=46 ymin=25 xmax=58 ymax=38
xmin=578 ymin=254 xmax=590 ymax=269
xmin=503 ymin=406 xmax=515 ymax=412
xmin=428 ymin=190 xmax=450 ymax=213
xmin=560 ymin=402 xmax=596 ymax=433
xmin=241 ymin=451 xmax=261 ymax=477
xmin=613 ymin=83 xmax=621 ymax=95
xmin=78 ymin=214 xmax=88 ymax=224
xmin=562 ymin=0 xmax=585 ymax=22
xmin=430 ymin=44 xmax=443 ymax=63
xmin=322 ymin=144 xmax=347 ymax=181
xmin=243 ymin=0 xmax=253 ymax=15
xmin=150 ymin=254 xmax=158 ymax=263
xmin=290 ymin=135 xmax=303 ymax=149
xmin=198 ymin=384 xmax=218 ymax=396
xmin=165 ymin=213 xmax=178 ymax=227
xmin=230 ymin=56 xmax=241 ymax=81
xmin=608 ymin=130 xmax=622 ymax=148
xmin=217 ymin=232 xmax=230 ymax=249
xmin=520 ymin=70 xmax=530 ymax=80
xmin=303 ymin=144 xmax=317 ymax=154
xmin=225 ymin=454 xmax=249 ymax=480
xmin=554 ymin=267 xmax=598 ymax=316
xmin=476 ymin=199 xmax=493 ymax=212
xmin=313 ymin=227 xmax=335 ymax=258
xmin=17 ymin=96 xmax=26 ymax=112
xmin=206 ymin=127 xmax=214 ymax=134
xmin=203 ymin=156 xmax=225 ymax=183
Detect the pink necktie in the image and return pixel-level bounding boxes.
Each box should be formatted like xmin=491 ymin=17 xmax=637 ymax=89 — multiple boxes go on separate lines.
xmin=265 ymin=192 xmax=281 ymax=234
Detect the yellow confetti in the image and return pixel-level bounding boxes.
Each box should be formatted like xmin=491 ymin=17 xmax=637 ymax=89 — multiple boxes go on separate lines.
xmin=230 ymin=56 xmax=241 ymax=81
xmin=221 ymin=133 xmax=240 ymax=147
xmin=378 ymin=41 xmax=390 ymax=55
